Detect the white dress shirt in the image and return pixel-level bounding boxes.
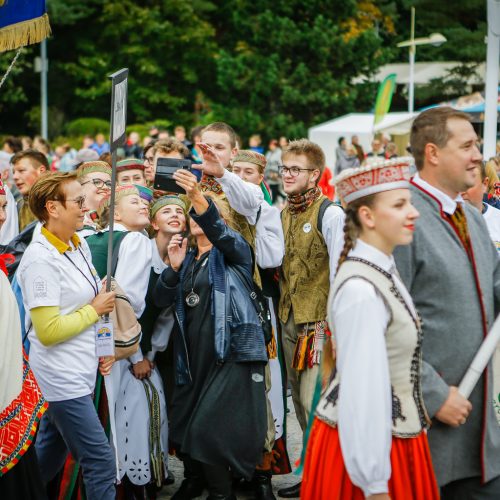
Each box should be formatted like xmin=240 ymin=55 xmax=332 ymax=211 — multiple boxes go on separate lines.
xmin=412 ymin=172 xmax=463 ymax=215
xmin=217 ymin=169 xmax=264 ymax=225
xmin=333 ymin=239 xmax=417 ymax=497
xmin=217 ymin=169 xmax=285 ymax=268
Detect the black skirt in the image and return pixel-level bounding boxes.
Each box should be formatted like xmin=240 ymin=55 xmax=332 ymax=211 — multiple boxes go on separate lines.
xmin=182 ymin=359 xmax=267 ymax=480
xmin=0 ymin=444 xmax=47 ymax=500
xmin=169 ymin=253 xmax=267 ymax=479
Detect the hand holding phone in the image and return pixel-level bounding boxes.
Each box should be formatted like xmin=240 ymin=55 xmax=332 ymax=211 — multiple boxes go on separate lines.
xmin=172 ymin=168 xmax=200 ymax=197
xmin=154 ymin=157 xmax=192 ymax=193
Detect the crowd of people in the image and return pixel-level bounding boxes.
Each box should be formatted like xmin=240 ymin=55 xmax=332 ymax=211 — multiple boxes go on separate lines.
xmin=1 ymin=107 xmax=500 ymax=500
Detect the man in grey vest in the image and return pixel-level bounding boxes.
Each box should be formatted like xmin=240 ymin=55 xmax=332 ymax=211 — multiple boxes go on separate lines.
xmin=394 ymin=107 xmax=500 ymax=499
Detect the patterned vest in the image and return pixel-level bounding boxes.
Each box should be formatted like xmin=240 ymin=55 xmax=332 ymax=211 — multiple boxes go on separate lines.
xmin=316 ymin=258 xmax=428 ymax=437
xmin=279 ymin=195 xmax=330 ymax=324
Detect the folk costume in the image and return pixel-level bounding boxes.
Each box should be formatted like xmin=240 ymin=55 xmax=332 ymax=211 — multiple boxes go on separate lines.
xmin=0 ymin=255 xmax=47 ymax=499
xmin=394 ymin=173 xmax=500 ymax=495
xmin=302 ymin=159 xmax=439 ymax=500
xmin=138 ymin=195 xmax=186 ymax=405
xmin=279 ymin=184 xmax=344 ymax=432
xmin=86 ymin=185 xmax=169 ymax=492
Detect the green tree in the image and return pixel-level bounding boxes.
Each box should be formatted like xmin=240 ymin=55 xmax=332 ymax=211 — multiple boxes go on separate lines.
xmin=47 ymin=0 xmax=216 ymax=126
xmin=204 ymin=0 xmax=394 ymax=141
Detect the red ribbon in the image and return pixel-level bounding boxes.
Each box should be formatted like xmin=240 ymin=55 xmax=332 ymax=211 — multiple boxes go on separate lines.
xmin=0 ymin=254 xmax=15 ymax=276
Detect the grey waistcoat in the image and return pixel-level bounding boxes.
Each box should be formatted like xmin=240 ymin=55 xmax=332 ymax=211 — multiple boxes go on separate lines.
xmin=394 ymin=182 xmax=500 ymax=487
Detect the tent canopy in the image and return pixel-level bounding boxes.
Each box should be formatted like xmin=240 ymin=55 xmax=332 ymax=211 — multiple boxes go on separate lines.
xmin=308 ymin=112 xmax=418 ymax=170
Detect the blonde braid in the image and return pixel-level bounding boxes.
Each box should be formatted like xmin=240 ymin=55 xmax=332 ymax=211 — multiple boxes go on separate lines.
xmin=336 ymin=207 xmax=359 ymax=272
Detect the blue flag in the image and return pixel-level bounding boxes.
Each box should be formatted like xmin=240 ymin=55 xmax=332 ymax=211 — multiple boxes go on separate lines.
xmin=0 ymin=0 xmax=51 ymax=53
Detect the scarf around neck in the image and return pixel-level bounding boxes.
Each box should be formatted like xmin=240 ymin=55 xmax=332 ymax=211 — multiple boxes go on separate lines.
xmin=287 ymin=186 xmax=321 ymax=215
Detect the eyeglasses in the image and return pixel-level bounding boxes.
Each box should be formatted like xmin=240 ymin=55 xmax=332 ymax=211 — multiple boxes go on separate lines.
xmin=81 ymin=178 xmax=112 ymax=190
xmin=278 ymin=165 xmax=316 ymax=177
xmin=59 ymin=196 xmax=86 ymax=209
xmin=144 ymin=156 xmax=154 ymax=165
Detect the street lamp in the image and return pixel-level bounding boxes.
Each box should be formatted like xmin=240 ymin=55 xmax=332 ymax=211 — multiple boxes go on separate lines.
xmin=397 ymin=7 xmax=447 ymax=113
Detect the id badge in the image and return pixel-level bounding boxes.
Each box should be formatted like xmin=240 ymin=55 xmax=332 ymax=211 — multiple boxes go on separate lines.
xmin=95 ymin=319 xmax=115 ymax=357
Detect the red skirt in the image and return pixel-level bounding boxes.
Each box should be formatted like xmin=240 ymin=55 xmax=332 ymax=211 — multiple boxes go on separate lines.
xmin=301 ymin=418 xmax=439 ymax=500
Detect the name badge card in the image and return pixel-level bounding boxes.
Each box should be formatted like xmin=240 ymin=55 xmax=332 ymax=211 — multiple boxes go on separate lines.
xmin=95 ymin=319 xmax=115 ymax=357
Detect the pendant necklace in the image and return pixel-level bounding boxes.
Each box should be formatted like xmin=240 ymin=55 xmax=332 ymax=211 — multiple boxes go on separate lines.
xmin=185 ymin=254 xmax=208 ymax=307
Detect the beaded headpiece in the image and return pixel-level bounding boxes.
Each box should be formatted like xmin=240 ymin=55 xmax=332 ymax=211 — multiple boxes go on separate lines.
xmin=335 ymin=157 xmax=413 ymax=204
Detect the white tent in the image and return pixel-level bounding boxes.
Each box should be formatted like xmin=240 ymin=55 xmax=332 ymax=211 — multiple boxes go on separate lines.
xmin=308 ymin=112 xmax=419 ymax=171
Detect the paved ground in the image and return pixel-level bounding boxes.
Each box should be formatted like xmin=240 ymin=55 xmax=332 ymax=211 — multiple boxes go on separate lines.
xmin=159 ymin=395 xmax=303 ymax=499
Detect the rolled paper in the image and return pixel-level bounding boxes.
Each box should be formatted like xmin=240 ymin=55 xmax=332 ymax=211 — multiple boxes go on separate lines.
xmin=458 ymin=314 xmax=500 ymax=398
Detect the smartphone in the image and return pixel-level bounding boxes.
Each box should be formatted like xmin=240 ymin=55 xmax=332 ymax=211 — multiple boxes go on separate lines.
xmin=154 ymin=158 xmax=192 ymax=193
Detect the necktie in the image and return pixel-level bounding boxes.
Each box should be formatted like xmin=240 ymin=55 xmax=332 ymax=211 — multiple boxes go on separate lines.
xmin=450 ymin=203 xmax=471 ymax=249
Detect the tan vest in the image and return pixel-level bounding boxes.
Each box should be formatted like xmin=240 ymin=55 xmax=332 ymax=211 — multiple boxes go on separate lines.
xmin=279 ymin=195 xmax=330 ymax=324
xmin=316 ymin=258 xmax=428 ymax=437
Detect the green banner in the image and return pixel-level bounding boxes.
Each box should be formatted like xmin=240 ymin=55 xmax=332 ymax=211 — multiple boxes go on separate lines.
xmin=374 ymin=73 xmax=397 ymax=125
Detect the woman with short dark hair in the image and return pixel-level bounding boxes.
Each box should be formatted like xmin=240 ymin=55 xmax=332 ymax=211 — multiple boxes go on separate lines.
xmin=17 ymin=172 xmax=116 ymax=500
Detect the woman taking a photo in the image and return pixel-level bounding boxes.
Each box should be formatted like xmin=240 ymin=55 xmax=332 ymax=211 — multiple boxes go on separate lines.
xmin=16 ymin=172 xmax=116 ymax=500
xmin=154 ymin=169 xmax=269 ymax=500
xmin=301 ymin=159 xmax=439 ymax=500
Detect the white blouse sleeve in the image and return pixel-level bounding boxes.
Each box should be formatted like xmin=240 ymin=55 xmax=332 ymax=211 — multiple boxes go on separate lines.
xmin=217 ymin=169 xmax=264 ymax=224
xmin=0 ymin=186 xmax=19 ymax=244
xmin=333 ymin=278 xmax=392 ymax=497
xmin=114 ymin=232 xmax=152 ymax=317
xmin=320 ymin=205 xmax=346 ymax=285
xmin=255 ymin=203 xmax=284 ymax=269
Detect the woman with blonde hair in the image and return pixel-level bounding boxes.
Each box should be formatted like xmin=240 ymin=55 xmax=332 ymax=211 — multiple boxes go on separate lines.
xmin=301 ymin=159 xmax=439 ymax=500
xmin=484 ymin=159 xmax=500 ymax=210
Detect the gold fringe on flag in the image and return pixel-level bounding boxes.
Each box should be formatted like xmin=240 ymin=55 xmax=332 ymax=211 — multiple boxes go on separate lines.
xmin=0 ymin=13 xmax=51 ymax=53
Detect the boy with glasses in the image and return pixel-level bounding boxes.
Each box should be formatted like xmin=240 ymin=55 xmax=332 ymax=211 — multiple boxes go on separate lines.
xmin=277 ymin=139 xmax=344 ymax=499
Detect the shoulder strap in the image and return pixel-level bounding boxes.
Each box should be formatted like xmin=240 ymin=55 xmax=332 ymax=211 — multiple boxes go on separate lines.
xmin=111 ymin=231 xmax=130 ymax=276
xmin=317 ymin=198 xmax=344 ymax=234
xmin=317 ymin=198 xmax=334 ymax=234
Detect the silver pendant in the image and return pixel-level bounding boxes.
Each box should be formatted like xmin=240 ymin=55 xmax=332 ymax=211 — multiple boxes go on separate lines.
xmin=186 ymin=291 xmax=200 ymax=307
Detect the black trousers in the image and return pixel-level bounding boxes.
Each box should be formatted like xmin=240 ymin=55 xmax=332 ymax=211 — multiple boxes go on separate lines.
xmin=182 ymin=453 xmax=232 ymax=496
xmin=441 ymin=475 xmax=500 ymax=500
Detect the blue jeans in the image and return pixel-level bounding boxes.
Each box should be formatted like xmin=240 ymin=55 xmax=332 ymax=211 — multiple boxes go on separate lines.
xmin=35 ymin=395 xmax=115 ymax=500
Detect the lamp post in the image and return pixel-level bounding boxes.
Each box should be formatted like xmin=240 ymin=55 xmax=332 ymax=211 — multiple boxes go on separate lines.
xmin=34 ymin=40 xmax=49 ymax=140
xmin=483 ymin=0 xmax=500 ymax=159
xmin=397 ymin=7 xmax=447 ymax=113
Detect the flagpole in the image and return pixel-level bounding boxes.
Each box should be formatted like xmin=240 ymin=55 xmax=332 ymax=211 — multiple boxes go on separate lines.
xmin=105 ymin=68 xmax=128 ymax=293
xmin=105 ymin=148 xmax=117 ymax=293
